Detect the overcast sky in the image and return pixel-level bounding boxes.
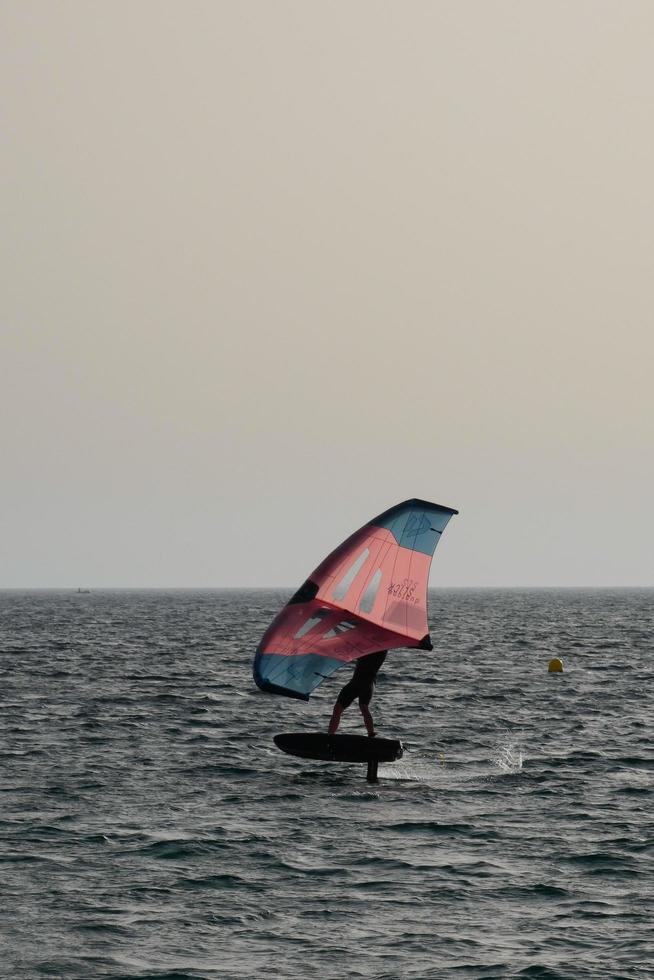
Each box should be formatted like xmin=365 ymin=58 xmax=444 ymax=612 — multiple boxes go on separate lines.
xmin=1 ymin=1 xmax=652 ymax=587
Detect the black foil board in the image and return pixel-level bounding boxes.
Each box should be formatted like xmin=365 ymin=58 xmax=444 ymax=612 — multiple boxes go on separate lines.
xmin=274 ymin=732 xmax=403 ymax=764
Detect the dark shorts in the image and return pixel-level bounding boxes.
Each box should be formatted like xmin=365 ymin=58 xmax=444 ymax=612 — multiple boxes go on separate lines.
xmin=337 ymin=678 xmax=375 ymax=709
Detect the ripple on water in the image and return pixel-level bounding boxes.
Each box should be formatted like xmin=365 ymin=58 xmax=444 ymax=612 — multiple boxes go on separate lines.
xmin=1 ymin=589 xmax=652 ymax=980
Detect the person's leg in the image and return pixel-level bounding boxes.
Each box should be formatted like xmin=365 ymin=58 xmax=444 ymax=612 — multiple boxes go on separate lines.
xmin=327 ymin=702 xmax=343 ymax=734
xmin=359 ymin=704 xmax=376 ymax=737
xmin=358 ymin=684 xmax=376 ymax=736
xmin=328 ymin=679 xmax=357 ymax=733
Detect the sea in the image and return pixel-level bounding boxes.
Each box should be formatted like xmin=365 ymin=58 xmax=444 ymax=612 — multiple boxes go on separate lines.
xmin=1 ymin=589 xmax=652 ymax=980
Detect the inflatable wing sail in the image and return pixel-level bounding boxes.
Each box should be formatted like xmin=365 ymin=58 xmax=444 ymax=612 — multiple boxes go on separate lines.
xmin=253 ymin=498 xmax=458 ymax=700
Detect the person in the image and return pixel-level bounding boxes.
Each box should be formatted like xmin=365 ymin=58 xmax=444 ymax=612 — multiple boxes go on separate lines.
xmin=327 ymin=651 xmax=387 ymax=737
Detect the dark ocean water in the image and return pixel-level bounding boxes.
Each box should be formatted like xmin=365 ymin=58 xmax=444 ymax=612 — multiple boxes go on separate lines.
xmin=1 ymin=589 xmax=652 ymax=980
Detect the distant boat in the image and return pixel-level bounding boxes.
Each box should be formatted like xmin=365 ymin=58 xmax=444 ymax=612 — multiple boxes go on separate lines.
xmin=76 ymin=588 xmax=91 ymax=594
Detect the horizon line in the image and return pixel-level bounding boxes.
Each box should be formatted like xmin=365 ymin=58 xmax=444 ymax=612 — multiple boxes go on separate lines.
xmin=1 ymin=584 xmax=653 ymax=592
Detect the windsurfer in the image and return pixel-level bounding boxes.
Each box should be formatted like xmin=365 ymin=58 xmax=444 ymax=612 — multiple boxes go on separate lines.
xmin=327 ymin=651 xmax=387 ymax=737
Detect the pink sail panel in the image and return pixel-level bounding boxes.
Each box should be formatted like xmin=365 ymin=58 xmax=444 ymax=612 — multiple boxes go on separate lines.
xmin=257 ymin=593 xmax=413 ymax=665
xmin=310 ymin=525 xmax=433 ymax=641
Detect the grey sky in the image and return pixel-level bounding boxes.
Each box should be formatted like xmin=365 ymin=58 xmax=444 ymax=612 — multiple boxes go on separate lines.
xmin=1 ymin=1 xmax=652 ymax=587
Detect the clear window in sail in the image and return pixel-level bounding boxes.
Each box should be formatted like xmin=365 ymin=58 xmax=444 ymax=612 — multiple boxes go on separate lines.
xmin=293 ymin=609 xmax=330 ymax=639
xmin=332 ymin=549 xmax=370 ymax=602
xmin=359 ymin=569 xmax=383 ymax=614
xmin=323 ymin=620 xmax=357 ymax=639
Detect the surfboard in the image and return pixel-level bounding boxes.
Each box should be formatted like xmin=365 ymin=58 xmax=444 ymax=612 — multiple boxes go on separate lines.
xmin=273 ymin=732 xmax=403 ymax=764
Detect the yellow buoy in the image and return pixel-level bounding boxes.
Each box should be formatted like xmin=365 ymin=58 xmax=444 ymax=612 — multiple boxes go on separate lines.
xmin=548 ymin=658 xmax=563 ymax=673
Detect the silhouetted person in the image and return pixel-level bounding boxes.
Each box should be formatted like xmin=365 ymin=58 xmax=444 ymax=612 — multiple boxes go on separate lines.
xmin=327 ymin=651 xmax=387 ymax=737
